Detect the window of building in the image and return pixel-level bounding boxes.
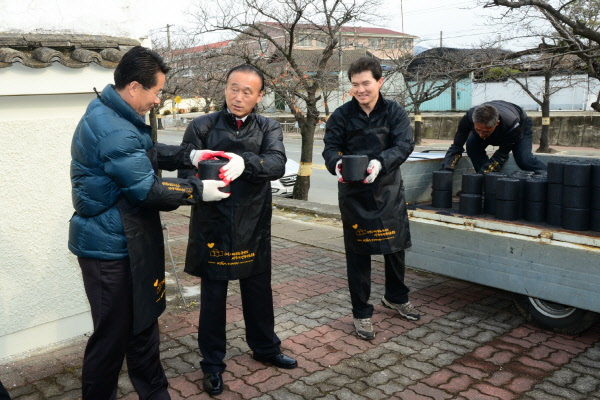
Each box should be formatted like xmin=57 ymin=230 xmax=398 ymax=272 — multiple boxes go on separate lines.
xmin=369 ymin=38 xmax=381 ymax=48
xmin=297 ymin=36 xmax=311 ymax=47
xmin=315 ymin=37 xmax=327 ymax=48
xmin=258 ymin=39 xmax=267 ymax=51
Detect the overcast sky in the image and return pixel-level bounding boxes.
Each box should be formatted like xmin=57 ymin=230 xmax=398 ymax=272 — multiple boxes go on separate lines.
xmin=145 ymin=0 xmax=527 ymax=50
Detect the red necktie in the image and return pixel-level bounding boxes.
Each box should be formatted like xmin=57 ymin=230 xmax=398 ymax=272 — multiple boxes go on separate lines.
xmin=236 ymin=120 xmax=243 ymax=130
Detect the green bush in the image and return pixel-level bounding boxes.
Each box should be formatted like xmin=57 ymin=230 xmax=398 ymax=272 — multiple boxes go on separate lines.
xmin=162 ymin=110 xmax=172 ymax=115
xmin=483 ymin=67 xmax=521 ymax=81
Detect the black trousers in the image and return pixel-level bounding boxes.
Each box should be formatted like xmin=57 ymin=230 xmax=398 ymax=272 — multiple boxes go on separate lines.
xmin=345 ymin=250 xmax=409 ymax=319
xmin=198 ymin=271 xmax=281 ymax=373
xmin=78 ymin=257 xmax=170 ymax=400
xmin=0 ymin=380 xmax=11 ymax=400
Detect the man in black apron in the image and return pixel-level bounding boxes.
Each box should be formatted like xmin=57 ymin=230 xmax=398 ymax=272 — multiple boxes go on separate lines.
xmin=441 ymin=101 xmax=547 ymax=173
xmin=69 ymin=47 xmax=229 ymax=399
xmin=179 ymin=65 xmax=297 ymax=396
xmin=323 ymin=57 xmax=421 ymax=341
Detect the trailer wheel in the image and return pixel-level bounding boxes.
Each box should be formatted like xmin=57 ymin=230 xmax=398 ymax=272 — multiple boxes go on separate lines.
xmin=513 ymin=294 xmax=599 ymax=335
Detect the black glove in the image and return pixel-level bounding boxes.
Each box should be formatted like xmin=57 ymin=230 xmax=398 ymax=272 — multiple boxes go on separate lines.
xmin=481 ymin=160 xmax=501 ymax=173
xmin=441 ymin=154 xmax=461 ymax=171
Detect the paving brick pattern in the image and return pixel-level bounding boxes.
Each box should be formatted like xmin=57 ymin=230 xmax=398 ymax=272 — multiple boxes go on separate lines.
xmin=2 ymin=209 xmax=600 ymax=399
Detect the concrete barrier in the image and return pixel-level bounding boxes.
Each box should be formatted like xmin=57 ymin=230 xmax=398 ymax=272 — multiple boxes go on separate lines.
xmin=414 ymin=113 xmax=600 ymax=148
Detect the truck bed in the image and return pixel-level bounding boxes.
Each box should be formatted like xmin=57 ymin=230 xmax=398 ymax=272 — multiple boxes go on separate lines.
xmin=406 ymin=199 xmax=600 ymax=314
xmin=402 ymin=153 xmax=600 ymax=315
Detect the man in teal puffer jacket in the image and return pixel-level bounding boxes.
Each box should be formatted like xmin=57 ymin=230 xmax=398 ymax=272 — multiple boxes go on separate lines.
xmin=69 ymin=46 xmax=232 ymax=400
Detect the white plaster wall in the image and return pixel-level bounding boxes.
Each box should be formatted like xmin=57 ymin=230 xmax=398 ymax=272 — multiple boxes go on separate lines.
xmin=0 ymin=0 xmax=171 ymax=361
xmin=0 ymin=92 xmax=97 ymax=359
xmin=0 ymin=63 xmax=114 ymax=96
xmin=472 ymin=75 xmax=597 ymax=111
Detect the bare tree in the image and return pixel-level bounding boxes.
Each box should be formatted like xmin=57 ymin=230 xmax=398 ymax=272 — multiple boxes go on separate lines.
xmin=484 ymin=0 xmax=600 ymax=111
xmin=188 ymin=0 xmax=383 ymax=200
xmin=496 ymin=52 xmax=586 ymax=152
xmin=388 ymin=47 xmax=495 ymax=144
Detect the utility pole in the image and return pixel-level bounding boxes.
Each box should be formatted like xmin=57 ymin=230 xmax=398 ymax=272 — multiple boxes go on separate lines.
xmin=166 ymin=24 xmax=172 ymax=53
xmin=338 ymin=27 xmax=343 ymax=109
xmin=439 ymin=31 xmax=442 ymax=48
xmin=401 ymin=0 xmax=404 ymax=33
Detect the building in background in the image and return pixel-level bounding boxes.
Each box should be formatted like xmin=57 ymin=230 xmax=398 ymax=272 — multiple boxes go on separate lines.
xmin=167 ymin=23 xmax=417 ymax=114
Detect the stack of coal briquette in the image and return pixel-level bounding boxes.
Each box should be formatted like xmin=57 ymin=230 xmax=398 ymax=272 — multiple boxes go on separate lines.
xmin=545 ymin=159 xmax=599 ymax=232
xmin=431 ymin=170 xmax=453 ymax=208
xmin=458 ymin=173 xmax=484 ymax=216
xmin=593 ymin=163 xmax=600 ymax=231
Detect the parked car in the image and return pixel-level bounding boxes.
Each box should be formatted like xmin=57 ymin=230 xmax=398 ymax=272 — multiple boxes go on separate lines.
xmin=271 ymin=159 xmax=299 ymax=197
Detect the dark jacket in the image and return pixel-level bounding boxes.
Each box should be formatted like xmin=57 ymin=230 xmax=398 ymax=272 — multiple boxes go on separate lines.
xmin=323 ymin=95 xmax=415 ymax=254
xmin=179 ymin=108 xmax=286 ymax=279
xmin=442 ymin=100 xmax=529 ymax=171
xmin=69 ymin=84 xmax=206 ymax=333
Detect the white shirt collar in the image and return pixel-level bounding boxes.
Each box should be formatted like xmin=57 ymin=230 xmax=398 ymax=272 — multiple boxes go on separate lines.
xmin=227 ymin=108 xmax=248 ymax=122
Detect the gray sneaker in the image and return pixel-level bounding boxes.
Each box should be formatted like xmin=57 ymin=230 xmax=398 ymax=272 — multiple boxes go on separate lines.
xmin=381 ymin=298 xmax=421 ymax=321
xmin=353 ymin=317 xmax=375 ymax=340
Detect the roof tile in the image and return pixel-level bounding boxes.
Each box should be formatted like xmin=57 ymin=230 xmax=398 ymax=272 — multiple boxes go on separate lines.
xmin=0 ymin=33 xmax=139 ymax=69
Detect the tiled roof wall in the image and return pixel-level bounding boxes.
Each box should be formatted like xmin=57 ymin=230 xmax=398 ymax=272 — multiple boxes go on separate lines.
xmin=0 ymin=33 xmax=140 ymax=69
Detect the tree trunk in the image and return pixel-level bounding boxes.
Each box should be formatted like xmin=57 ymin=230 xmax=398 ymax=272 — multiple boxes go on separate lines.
xmin=413 ymin=106 xmax=422 ymax=145
xmin=538 ymin=124 xmax=550 ymax=153
xmin=292 ymin=102 xmax=319 ymax=200
xmin=150 ymin=108 xmax=158 ymax=141
xmin=292 ymin=120 xmax=315 ymax=200
xmin=451 ymin=82 xmax=457 ymax=111
xmin=536 ymin=75 xmax=552 ymax=153
xmin=323 ymin=92 xmax=330 ymax=116
xmin=149 ymin=108 xmax=162 ymax=177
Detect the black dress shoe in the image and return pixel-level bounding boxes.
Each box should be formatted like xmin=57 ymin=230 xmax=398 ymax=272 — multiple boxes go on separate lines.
xmin=203 ymin=372 xmax=223 ymax=395
xmin=253 ymin=352 xmax=298 ymax=369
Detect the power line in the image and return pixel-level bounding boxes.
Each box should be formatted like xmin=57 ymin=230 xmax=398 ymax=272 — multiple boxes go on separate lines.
xmin=402 ymin=1 xmax=476 ymax=16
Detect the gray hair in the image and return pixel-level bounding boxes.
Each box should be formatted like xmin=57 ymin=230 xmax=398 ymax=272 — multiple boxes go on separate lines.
xmin=472 ymin=104 xmax=499 ymax=128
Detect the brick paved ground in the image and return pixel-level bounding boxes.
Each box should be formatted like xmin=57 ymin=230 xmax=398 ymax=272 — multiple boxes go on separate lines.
xmin=2 ymin=208 xmax=600 ymax=399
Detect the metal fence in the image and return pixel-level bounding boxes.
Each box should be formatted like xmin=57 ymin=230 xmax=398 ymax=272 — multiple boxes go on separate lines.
xmin=280 ymin=121 xmax=326 ymax=138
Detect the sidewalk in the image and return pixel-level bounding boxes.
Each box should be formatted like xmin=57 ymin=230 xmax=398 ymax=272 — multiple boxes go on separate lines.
xmin=2 ymin=204 xmax=600 ymax=399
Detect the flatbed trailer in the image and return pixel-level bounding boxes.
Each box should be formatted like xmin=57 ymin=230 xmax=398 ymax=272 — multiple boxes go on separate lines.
xmin=402 ymin=153 xmax=600 ymax=334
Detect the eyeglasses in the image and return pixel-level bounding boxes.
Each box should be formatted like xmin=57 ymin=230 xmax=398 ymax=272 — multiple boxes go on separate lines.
xmin=475 ymin=127 xmax=495 ymax=136
xmin=142 ymin=85 xmax=163 ymax=100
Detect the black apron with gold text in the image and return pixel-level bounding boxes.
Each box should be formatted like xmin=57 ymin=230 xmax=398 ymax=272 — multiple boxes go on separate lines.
xmin=116 ymin=199 xmax=166 ymax=336
xmin=184 ymin=122 xmax=272 ymax=280
xmin=115 ymin=146 xmax=168 ymax=335
xmin=339 ymin=125 xmax=411 ymax=255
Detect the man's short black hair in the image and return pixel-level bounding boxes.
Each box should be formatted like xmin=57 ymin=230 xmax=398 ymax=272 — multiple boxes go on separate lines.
xmin=114 ymin=46 xmax=171 ymax=90
xmin=347 ymin=57 xmax=382 ymax=81
xmin=226 ymin=64 xmax=265 ymax=92
xmin=473 ymin=104 xmax=500 ymax=127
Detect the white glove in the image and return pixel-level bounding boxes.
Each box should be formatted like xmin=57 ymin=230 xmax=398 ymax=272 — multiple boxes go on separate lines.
xmin=201 ymin=180 xmax=229 ymax=201
xmin=335 ymin=159 xmax=344 ymax=182
xmin=190 ymin=149 xmax=218 ymax=167
xmin=364 ymin=159 xmax=382 ymax=184
xmin=220 ymin=152 xmax=245 ymax=183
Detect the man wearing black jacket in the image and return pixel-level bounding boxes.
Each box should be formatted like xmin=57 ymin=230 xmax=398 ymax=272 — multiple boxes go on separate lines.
xmin=323 ymin=57 xmax=420 ymax=341
xmin=179 ymin=64 xmax=297 ymax=396
xmin=442 ymin=101 xmax=547 ymax=173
